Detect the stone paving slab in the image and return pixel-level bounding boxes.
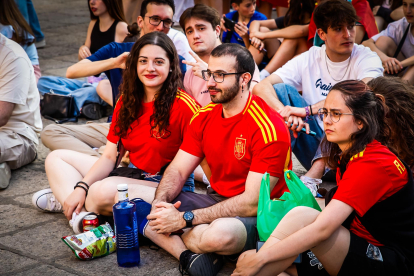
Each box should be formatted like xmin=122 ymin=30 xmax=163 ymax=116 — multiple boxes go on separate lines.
xmin=0 ymin=0 xmax=316 ymax=275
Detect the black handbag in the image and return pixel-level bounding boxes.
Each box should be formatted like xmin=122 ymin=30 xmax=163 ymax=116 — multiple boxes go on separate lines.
xmin=40 ymin=91 xmax=78 ymax=124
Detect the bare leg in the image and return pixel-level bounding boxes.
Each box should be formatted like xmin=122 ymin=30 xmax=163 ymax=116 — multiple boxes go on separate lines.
xmin=182 ymin=218 xmax=247 ymax=255
xmin=145 ymin=224 xmax=188 ymax=259
xmin=45 ymin=150 xmax=99 ymax=207
xmin=355 ymin=25 xmax=366 ymax=44
xmin=402 ymin=65 xmax=414 ymax=85
xmin=304 ymin=158 xmax=325 ymax=179
xmin=264 ymin=38 xmax=307 ymax=74
xmin=276 ymin=6 xmax=288 ymax=17
xmin=258 ymin=1 xmax=273 ymax=19
xmin=375 ymin=36 xmax=398 ymax=56
xmin=195 ymin=0 xmax=224 ymax=15
xmin=253 ymin=207 xmax=350 ymax=275
xmin=123 ymin=0 xmax=143 ymax=25
xmin=374 ymin=16 xmax=386 ymax=32
xmin=194 ymin=165 xmax=206 ymax=183
xmin=96 ymin=79 xmax=113 ymax=106
xmin=87 ymin=176 xmax=159 ymax=215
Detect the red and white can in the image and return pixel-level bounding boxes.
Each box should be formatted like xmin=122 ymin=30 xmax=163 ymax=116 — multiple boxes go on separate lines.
xmin=82 ymin=215 xmax=99 ymax=232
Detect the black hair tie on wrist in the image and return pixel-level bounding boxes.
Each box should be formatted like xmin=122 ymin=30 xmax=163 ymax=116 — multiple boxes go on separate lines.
xmin=309 ymin=105 xmax=314 ymax=116
xmin=76 ymin=181 xmax=89 ymax=189
xmin=74 ymin=183 xmax=88 ymax=197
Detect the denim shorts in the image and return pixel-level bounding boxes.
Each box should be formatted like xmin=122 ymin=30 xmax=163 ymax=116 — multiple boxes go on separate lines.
xmin=128 ymin=162 xmax=194 ymax=192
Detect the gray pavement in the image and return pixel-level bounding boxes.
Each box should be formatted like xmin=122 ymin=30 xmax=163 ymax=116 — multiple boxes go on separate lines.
xmin=0 ymin=0 xmax=311 ymax=275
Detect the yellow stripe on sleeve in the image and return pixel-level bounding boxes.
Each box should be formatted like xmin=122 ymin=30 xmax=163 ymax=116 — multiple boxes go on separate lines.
xmin=179 ymin=92 xmax=200 ymax=111
xmin=250 ymin=105 xmax=273 ymax=143
xmin=248 ymin=109 xmax=269 ymax=144
xmin=177 ymin=94 xmax=197 ymax=114
xmin=252 ymin=101 xmax=277 ymax=141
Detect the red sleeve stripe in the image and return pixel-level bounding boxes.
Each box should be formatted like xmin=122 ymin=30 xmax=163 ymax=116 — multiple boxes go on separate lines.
xmin=247 ymin=101 xmax=277 ymax=144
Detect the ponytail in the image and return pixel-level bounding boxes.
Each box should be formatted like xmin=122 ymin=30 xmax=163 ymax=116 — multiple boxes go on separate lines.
xmin=123 ymin=23 xmax=140 ymax=42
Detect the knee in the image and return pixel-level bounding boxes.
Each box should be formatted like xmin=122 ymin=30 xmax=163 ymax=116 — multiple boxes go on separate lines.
xmin=198 ymin=219 xmax=245 ymax=252
xmin=283 ymin=206 xmax=320 ymax=227
xmin=86 ymin=179 xmax=116 ymax=213
xmin=273 ymin=83 xmax=298 ymax=98
xmin=41 ymin=124 xmax=61 ymax=148
xmin=44 ymin=149 xmax=65 ymax=169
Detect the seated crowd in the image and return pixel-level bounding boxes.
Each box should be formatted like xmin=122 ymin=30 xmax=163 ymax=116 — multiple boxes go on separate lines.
xmin=1 ymin=0 xmax=414 ymax=275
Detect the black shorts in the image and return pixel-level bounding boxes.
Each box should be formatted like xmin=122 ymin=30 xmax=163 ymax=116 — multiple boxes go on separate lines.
xmin=296 ymin=233 xmax=411 ymax=276
xmin=171 ymin=190 xmax=258 ymax=252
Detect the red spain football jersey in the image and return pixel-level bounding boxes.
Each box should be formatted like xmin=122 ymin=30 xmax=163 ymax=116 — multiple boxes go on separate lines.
xmin=107 ymin=89 xmax=200 ymax=174
xmin=333 ymin=140 xmax=408 ymax=246
xmin=180 ymin=93 xmax=292 ymax=198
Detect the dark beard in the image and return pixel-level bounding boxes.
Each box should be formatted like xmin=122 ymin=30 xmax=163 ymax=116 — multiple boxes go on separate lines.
xmin=209 ymin=79 xmax=239 ymax=104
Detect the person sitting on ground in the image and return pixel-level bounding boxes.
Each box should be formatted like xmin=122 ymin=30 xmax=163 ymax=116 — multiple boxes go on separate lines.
xmin=180 ymin=4 xmax=262 ymax=184
xmin=248 ymin=0 xmax=315 ymax=80
xmin=98 ymin=43 xmax=292 ymax=276
xmin=253 ymin=0 xmax=383 ymax=195
xmin=369 ymin=0 xmax=403 ymax=31
xmin=0 ymin=0 xmax=41 ymax=83
xmin=233 ymin=79 xmax=414 ymax=276
xmin=363 ymin=0 xmax=414 ymax=84
xmin=221 ymin=0 xmax=267 ymax=48
xmin=40 ymin=0 xmax=189 ymax=163
xmin=180 ymin=4 xmax=261 ymax=107
xmin=66 ymin=0 xmax=190 ymax=109
xmin=367 ymin=77 xmax=414 ymax=173
xmin=308 ymin=0 xmax=378 ymax=47
xmin=32 ymin=32 xmax=200 ymax=234
xmin=37 ymin=0 xmax=128 ymax=120
xmin=0 ymin=34 xmax=42 ymax=189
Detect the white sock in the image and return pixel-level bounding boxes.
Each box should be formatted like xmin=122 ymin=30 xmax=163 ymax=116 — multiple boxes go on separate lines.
xmin=260 ymin=69 xmax=270 ymax=81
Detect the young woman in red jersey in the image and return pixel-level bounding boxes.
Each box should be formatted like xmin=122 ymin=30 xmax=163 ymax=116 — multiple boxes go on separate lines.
xmin=32 ymin=32 xmax=199 ymax=233
xmin=232 ymin=79 xmax=414 ymax=276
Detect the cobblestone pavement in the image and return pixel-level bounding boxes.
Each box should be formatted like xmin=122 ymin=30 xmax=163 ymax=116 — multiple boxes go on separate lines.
xmin=0 ymin=0 xmax=310 ymax=275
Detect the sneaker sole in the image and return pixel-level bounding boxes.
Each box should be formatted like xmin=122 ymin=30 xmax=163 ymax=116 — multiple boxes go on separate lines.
xmin=0 ymin=163 xmax=11 ymax=189
xmin=188 ymin=253 xmax=224 ymax=276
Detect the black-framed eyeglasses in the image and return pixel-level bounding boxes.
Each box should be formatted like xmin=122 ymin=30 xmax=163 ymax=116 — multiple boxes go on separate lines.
xmin=317 ymin=108 xmax=353 ymax=123
xmin=145 ymin=16 xmax=174 ymax=29
xmin=201 ymin=70 xmax=247 ymax=83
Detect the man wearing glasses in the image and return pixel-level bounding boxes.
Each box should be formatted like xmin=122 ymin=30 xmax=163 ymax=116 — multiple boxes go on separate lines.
xmin=128 ymin=43 xmax=292 ymax=276
xmin=251 ymin=0 xmax=383 ymax=195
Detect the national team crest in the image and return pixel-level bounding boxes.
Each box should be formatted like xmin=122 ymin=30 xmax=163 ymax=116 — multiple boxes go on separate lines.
xmin=234 ymin=136 xmax=246 ymax=160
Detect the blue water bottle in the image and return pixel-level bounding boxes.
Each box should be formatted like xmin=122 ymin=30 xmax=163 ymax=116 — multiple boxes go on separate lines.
xmin=113 ymin=184 xmax=140 ymax=267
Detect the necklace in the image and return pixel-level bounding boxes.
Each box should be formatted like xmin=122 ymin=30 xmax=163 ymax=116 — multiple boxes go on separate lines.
xmin=325 ymin=51 xmax=352 ymax=82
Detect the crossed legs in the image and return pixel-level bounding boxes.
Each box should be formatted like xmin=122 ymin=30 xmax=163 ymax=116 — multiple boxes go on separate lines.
xmin=247 ymin=206 xmax=350 ymax=276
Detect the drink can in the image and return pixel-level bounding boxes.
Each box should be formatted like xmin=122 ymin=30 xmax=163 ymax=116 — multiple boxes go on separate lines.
xmin=83 ymin=215 xmax=99 ymax=232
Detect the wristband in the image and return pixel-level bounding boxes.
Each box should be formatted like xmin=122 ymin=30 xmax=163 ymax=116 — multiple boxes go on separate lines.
xmin=304 ymin=106 xmax=310 ymax=123
xmin=309 ymin=105 xmax=314 ymax=116
xmin=74 ymin=184 xmax=88 ymax=197
xmin=76 ymin=181 xmax=89 ymax=189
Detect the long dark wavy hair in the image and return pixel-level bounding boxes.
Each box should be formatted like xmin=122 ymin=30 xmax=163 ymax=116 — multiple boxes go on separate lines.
xmin=88 ymin=0 xmax=126 ymax=22
xmin=0 ymin=0 xmax=35 ymax=45
xmin=367 ymin=77 xmax=414 ymax=167
xmin=321 ymin=80 xmax=392 ymax=170
xmin=114 ymin=32 xmax=183 ymax=139
xmin=284 ymin=0 xmax=315 ymax=26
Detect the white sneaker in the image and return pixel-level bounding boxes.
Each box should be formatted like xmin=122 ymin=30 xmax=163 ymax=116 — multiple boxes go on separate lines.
xmin=0 ymin=163 xmax=11 ymax=189
xmin=32 ymin=188 xmax=63 ymax=212
xmin=69 ymin=211 xmax=96 ymax=234
xmin=300 ymin=176 xmax=322 ymax=197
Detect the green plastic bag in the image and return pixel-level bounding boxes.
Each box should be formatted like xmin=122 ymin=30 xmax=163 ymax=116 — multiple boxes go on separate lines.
xmin=257 ymin=170 xmax=322 ymax=241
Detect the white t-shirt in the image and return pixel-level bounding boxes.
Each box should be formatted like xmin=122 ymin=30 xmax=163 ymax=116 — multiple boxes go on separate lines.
xmin=167 ymin=28 xmax=195 ymax=70
xmin=274 ymin=44 xmax=383 ymax=129
xmin=0 ymin=34 xmax=42 ymax=144
xmin=371 ymin=17 xmax=414 ymax=59
xmin=173 ymin=0 xmax=194 ymax=24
